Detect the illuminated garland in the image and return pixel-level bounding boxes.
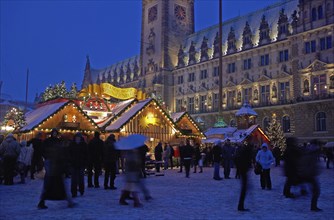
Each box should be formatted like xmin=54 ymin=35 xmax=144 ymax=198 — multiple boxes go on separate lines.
xmin=2 ymin=107 xmax=27 ymax=129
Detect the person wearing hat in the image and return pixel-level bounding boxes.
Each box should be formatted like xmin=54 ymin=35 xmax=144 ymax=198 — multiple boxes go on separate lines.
xmin=103 ymin=134 xmax=118 ymax=190
xmin=87 ymin=131 xmax=104 ymax=188
xmin=256 ymin=143 xmax=274 ymax=190
xmin=0 ymin=133 xmax=21 ymax=185
xmin=27 ymin=132 xmax=44 ymax=180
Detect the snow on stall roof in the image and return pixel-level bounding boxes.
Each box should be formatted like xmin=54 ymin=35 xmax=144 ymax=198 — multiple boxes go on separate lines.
xmin=205 ymin=127 xmax=238 ymax=137
xmin=236 ymin=103 xmax=258 ymax=116
xmin=20 ymin=101 xmax=68 ymax=132
xmin=171 ymin=112 xmax=186 ymax=122
xmin=105 ymin=98 xmax=152 ymax=131
xmin=204 ymin=125 xmax=260 ymax=143
xmin=97 ymin=99 xmax=136 ymax=128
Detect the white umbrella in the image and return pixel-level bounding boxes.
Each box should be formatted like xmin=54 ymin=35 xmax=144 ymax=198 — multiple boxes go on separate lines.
xmin=324 ymin=142 xmax=334 ymax=148
xmin=115 ymin=134 xmax=147 ymax=150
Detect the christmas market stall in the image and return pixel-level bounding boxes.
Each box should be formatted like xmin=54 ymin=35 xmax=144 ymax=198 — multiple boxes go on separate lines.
xmin=17 ymin=99 xmax=99 ymax=141
xmin=103 ymin=98 xmax=182 ymax=150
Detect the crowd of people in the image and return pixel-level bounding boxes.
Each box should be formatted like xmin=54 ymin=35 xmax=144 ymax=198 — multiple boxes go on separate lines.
xmin=0 ymin=130 xmax=331 ymax=212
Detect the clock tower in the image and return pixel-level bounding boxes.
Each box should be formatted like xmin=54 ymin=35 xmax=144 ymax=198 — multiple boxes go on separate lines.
xmin=141 ymin=0 xmax=194 ymax=110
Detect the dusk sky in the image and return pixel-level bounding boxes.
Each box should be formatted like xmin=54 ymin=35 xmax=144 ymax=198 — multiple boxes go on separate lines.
xmin=1 ymin=0 xmax=281 ymax=102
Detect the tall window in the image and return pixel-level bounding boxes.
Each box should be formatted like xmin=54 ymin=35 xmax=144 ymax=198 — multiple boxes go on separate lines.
xmin=279 ymin=50 xmax=289 ymax=62
xmin=312 ymin=74 xmax=327 ymax=95
xmin=330 ymin=75 xmax=334 ymax=89
xmin=213 ymin=67 xmax=219 ymax=77
xmin=320 ymin=36 xmax=332 ymax=50
xmin=312 ymin=7 xmax=317 ymax=21
xmin=177 ymin=75 xmax=183 ymax=84
xmin=243 ymin=58 xmax=252 ymax=70
xmin=279 ymin=82 xmax=290 ymax=102
xmin=188 ymin=97 xmax=194 ymax=113
xmin=200 ymin=70 xmax=208 ymax=79
xmin=318 ymin=5 xmax=323 ymax=19
xmin=260 ymin=85 xmax=270 ymax=105
xmin=260 ymin=54 xmax=269 ymax=66
xmin=227 ymin=91 xmax=236 ymax=108
xmin=282 ymin=115 xmax=291 ymax=133
xmin=305 ymin=40 xmax=316 ymax=53
xmin=263 ymin=117 xmax=270 ymax=131
xmin=243 ymin=88 xmax=252 ymax=103
xmin=200 ymin=95 xmax=207 ymax=112
xmin=315 ymin=112 xmax=326 ymax=131
xmin=188 ymin=72 xmax=195 ymax=82
xmin=228 ymin=63 xmax=236 ymax=73
xmin=213 ymin=93 xmax=219 ymax=111
xmin=176 ymin=99 xmax=183 ymax=112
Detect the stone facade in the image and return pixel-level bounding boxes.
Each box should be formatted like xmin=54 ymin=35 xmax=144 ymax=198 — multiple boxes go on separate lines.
xmin=82 ymin=0 xmax=334 ymax=142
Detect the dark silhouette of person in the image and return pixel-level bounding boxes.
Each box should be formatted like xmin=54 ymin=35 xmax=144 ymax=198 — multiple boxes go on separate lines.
xmin=222 ymin=139 xmax=234 ymax=179
xmin=103 ymin=134 xmax=118 ymax=190
xmin=154 ymin=142 xmax=163 ymax=172
xmin=138 ymin=144 xmax=149 ymax=178
xmin=182 ymin=139 xmax=194 ymax=178
xmin=28 ymin=132 xmax=44 ymax=179
xmin=87 ymin=131 xmax=104 ymax=188
xmin=212 ymin=141 xmax=222 ymax=180
xmin=69 ymin=132 xmax=88 ymax=197
xmin=237 ymin=143 xmax=253 ymax=211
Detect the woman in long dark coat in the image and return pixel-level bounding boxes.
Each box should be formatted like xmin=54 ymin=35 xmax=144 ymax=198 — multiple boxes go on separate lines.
xmin=37 ymin=128 xmax=74 ymax=209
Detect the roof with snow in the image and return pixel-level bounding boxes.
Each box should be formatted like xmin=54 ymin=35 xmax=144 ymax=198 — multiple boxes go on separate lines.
xmin=20 ymin=102 xmax=68 ymax=132
xmin=105 ymin=98 xmax=153 ymax=131
xmin=170 ymin=112 xmax=186 ymax=122
xmin=236 ymin=103 xmax=258 ymax=116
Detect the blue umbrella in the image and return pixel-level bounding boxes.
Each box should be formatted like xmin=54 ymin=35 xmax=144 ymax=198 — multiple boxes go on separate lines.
xmin=115 ymin=134 xmax=148 ymax=150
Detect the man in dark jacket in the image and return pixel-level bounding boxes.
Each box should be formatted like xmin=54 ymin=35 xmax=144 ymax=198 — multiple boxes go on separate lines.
xmin=69 ymin=132 xmax=88 ymax=197
xmin=222 ymin=139 xmax=234 ymax=179
xmin=87 ymin=131 xmax=104 ymax=188
xmin=103 ymin=134 xmax=118 ymax=189
xmin=154 ymin=142 xmax=163 ymax=173
xmin=182 ymin=139 xmax=194 ymax=178
xmin=237 ymin=142 xmax=253 ymax=211
xmin=28 ymin=132 xmax=43 ymax=179
xmin=212 ymin=140 xmax=222 ymax=180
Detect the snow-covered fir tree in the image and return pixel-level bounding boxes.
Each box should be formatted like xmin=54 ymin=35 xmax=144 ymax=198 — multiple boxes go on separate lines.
xmin=266 ymin=114 xmax=286 ymax=155
xmin=2 ymin=108 xmax=26 ymax=129
xmin=68 ymin=83 xmax=78 ymax=99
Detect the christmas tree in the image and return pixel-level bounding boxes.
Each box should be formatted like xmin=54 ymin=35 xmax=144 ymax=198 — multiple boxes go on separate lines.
xmin=266 ymin=114 xmax=286 ymax=155
xmin=2 ymin=108 xmax=27 ymax=130
xmin=68 ymin=83 xmax=78 ymax=99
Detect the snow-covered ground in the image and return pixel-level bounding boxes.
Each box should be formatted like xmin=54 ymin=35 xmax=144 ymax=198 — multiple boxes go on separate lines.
xmin=1 ymin=162 xmax=333 ymax=220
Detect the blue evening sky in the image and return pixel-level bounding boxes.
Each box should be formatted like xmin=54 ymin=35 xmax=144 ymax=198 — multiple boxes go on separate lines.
xmin=0 ymin=0 xmax=280 ymax=102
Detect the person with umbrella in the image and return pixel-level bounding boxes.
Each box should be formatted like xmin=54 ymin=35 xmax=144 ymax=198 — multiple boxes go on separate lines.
xmin=116 ymin=134 xmax=152 ymax=207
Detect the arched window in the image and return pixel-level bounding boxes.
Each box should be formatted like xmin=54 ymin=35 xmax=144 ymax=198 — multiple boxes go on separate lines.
xmin=318 ymin=5 xmax=323 ymax=19
xmin=263 ymin=117 xmax=270 ymax=131
xmin=282 ymin=115 xmax=291 ymax=133
xmin=312 ymin=8 xmax=317 ymax=21
xmin=315 ymin=112 xmax=326 ymax=131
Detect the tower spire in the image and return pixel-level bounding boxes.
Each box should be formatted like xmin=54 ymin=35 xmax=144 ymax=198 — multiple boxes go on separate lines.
xmin=82 ymin=55 xmax=92 ymax=89
xmin=85 ymin=55 xmax=91 ymax=71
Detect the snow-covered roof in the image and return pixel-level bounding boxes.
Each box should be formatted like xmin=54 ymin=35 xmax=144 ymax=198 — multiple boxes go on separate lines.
xmin=20 ymin=102 xmax=68 ymax=132
xmin=96 ymin=99 xmax=136 ymax=128
xmin=105 ymin=98 xmax=152 ymax=131
xmin=236 ymin=103 xmax=258 ymax=116
xmin=205 ymin=127 xmax=238 ymax=137
xmin=170 ymin=112 xmax=186 ymax=122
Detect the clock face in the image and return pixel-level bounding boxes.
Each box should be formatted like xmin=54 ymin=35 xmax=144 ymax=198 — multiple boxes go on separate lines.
xmin=148 ymin=5 xmax=157 ymax=23
xmin=174 ymin=5 xmax=186 ymax=21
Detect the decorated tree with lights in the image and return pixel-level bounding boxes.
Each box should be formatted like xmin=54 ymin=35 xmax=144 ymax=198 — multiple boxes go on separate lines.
xmin=2 ymin=108 xmax=27 ymax=130
xmin=41 ymin=85 xmax=53 ymax=102
xmin=68 ymin=83 xmax=78 ymax=99
xmin=266 ymin=114 xmax=286 ymax=155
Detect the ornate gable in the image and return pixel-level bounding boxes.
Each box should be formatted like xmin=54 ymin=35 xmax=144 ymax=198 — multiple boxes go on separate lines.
xmin=239 ymin=78 xmax=253 ymax=85
xmin=257 ymin=74 xmax=271 ymax=82
xmin=305 ymin=59 xmax=328 ymax=72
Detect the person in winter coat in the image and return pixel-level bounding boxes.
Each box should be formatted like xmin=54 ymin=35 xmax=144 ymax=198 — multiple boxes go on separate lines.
xmin=154 ymin=142 xmax=163 ymax=173
xmin=182 ymin=139 xmax=194 ymax=178
xmin=256 ymin=143 xmax=274 ymax=190
xmin=236 ymin=142 xmax=253 ymax=211
xmin=27 ymin=132 xmax=43 ymax=179
xmin=0 ymin=133 xmax=21 ymax=185
xmin=163 ymin=143 xmax=171 ymax=170
xmin=69 ymin=132 xmax=88 ymax=197
xmin=103 ymin=134 xmax=118 ymax=190
xmin=222 ymin=139 xmax=234 ymax=179
xmin=87 ymin=131 xmax=104 ymax=188
xmin=212 ymin=141 xmax=222 ymax=180
xmin=17 ymin=140 xmax=34 ymax=184
xmin=37 ymin=128 xmax=75 ymax=209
